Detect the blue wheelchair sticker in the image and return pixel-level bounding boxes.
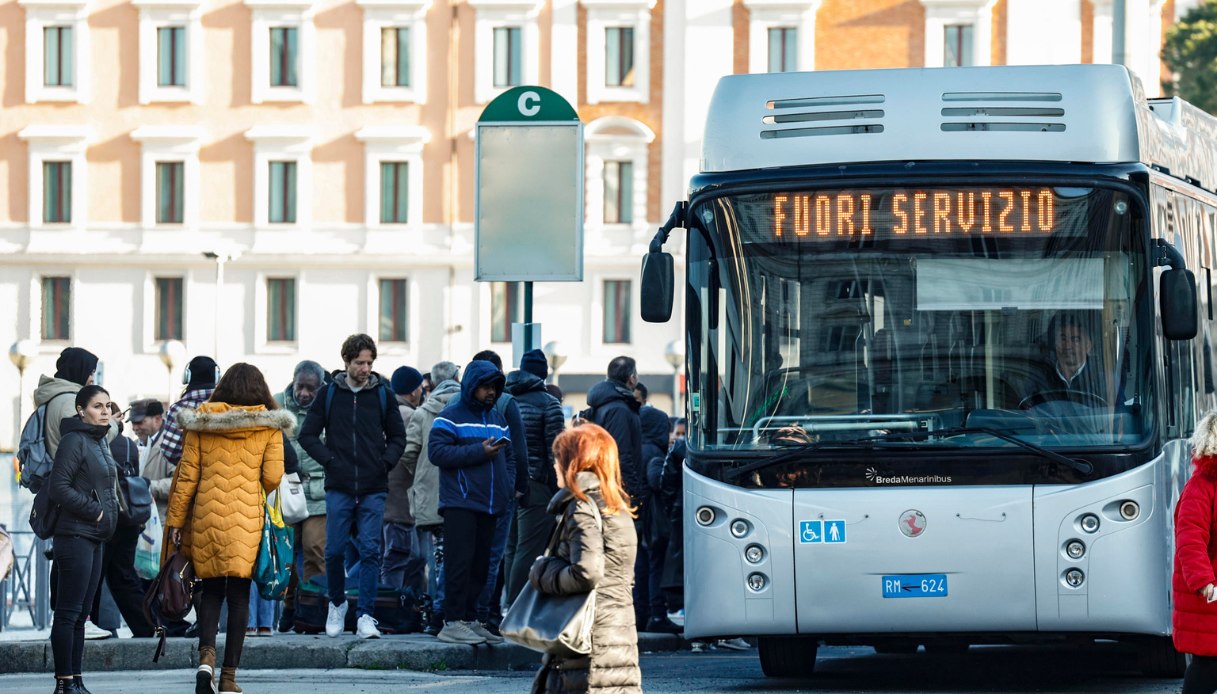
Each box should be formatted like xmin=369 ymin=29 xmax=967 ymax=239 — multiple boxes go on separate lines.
xmin=799 ymin=520 xmax=823 ymax=543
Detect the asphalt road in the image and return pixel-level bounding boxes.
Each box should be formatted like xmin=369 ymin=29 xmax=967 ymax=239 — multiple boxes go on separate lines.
xmin=0 ymin=644 xmax=1188 ymax=693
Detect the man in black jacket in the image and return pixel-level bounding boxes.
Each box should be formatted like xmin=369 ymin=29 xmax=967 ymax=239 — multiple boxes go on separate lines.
xmin=584 ymin=356 xmax=650 ymax=627
xmin=298 ymin=334 xmax=408 ymax=640
xmin=502 ymin=349 xmax=565 ymax=604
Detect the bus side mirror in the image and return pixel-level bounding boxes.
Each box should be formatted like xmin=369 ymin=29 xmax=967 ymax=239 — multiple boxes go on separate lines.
xmin=641 ymin=251 xmax=674 ymax=323
xmin=1161 ymin=269 xmax=1198 ymax=340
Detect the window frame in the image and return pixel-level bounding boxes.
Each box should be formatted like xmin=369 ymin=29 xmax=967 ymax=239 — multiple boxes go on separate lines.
xmin=263 ymin=275 xmax=298 ymax=344
xmin=920 ymin=0 xmax=994 ymax=68
xmin=246 ymin=126 xmax=313 ymax=228
xmin=246 ymin=0 xmax=316 ymax=104
xmin=377 ymin=277 xmax=410 ymax=344
xmin=358 ymin=0 xmax=429 ymax=104
xmin=602 ymin=278 xmax=633 ymax=345
xmin=22 ymin=0 xmax=90 ymax=104
xmin=744 ymin=0 xmax=820 ymax=75
xmin=603 ymin=160 xmax=634 ymax=225
xmin=19 ymin=125 xmax=89 ymax=229
xmin=469 ymin=0 xmax=542 ymax=104
xmin=356 ymin=126 xmax=428 ymax=228
xmin=134 ymin=0 xmax=203 ymax=104
xmin=40 ymin=275 xmax=72 ymax=342
xmin=584 ymin=0 xmax=653 ymax=105
xmin=585 ymin=116 xmax=652 ymax=230
xmin=132 ymin=126 xmax=202 ymax=228
xmin=942 ymin=23 xmax=974 ymax=67
xmin=153 ymin=276 xmax=185 ymax=342
xmin=490 ymin=281 xmax=520 ymax=344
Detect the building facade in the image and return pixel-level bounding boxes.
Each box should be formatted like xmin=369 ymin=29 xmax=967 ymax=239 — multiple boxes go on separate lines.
xmin=0 ymin=0 xmax=1186 ymax=446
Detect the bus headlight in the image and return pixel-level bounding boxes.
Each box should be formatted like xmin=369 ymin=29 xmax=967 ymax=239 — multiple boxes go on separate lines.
xmin=730 ymin=519 xmax=751 ymax=538
xmin=696 ymin=507 xmax=716 ymax=526
xmin=1064 ymin=569 xmax=1085 ymax=588
xmin=1079 ymin=513 xmax=1100 ymax=534
xmin=747 ymin=573 xmax=767 ymax=592
xmin=1065 ymin=540 xmax=1086 ymax=560
xmin=1119 ymin=501 xmax=1140 ymax=521
xmin=745 ymin=544 xmax=765 ymax=564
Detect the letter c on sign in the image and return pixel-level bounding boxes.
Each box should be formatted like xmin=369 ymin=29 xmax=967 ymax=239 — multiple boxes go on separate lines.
xmin=518 ymin=91 xmax=541 ymax=117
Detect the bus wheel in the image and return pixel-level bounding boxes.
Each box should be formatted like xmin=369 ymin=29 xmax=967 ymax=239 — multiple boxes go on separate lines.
xmin=758 ymin=637 xmax=818 ymax=678
xmin=1139 ymin=636 xmax=1187 ymax=678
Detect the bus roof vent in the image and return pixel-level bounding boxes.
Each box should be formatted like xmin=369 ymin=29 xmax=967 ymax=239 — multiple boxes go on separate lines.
xmin=761 ymin=94 xmax=885 ymax=140
xmin=940 ymin=91 xmax=1065 ymax=133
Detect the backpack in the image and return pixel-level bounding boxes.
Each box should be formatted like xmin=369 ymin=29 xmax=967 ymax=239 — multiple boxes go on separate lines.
xmin=17 ymin=391 xmax=72 ymax=493
xmin=322 ymin=382 xmax=389 ymax=422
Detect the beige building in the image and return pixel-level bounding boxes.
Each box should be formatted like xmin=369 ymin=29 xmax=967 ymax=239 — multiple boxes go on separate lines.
xmin=0 ymin=0 xmax=1186 ymax=447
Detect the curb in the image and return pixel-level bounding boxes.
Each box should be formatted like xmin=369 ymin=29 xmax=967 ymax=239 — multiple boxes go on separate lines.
xmin=0 ymin=632 xmax=687 ymax=674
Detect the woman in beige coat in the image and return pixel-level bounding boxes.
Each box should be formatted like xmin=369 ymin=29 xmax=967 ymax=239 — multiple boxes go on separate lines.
xmin=529 ymin=424 xmax=642 ymax=694
xmin=166 ymin=363 xmax=291 ymax=694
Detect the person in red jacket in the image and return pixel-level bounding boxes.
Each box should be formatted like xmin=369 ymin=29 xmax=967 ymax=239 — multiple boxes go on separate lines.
xmin=1174 ymin=414 xmax=1217 ymax=693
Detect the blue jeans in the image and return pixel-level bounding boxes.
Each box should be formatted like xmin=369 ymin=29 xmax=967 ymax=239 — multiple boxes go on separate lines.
xmin=418 ymin=526 xmax=444 ymax=621
xmin=325 ymin=490 xmax=386 ymax=618
xmin=477 ymin=500 xmax=515 ymax=622
xmin=248 ymin=588 xmax=275 ymax=628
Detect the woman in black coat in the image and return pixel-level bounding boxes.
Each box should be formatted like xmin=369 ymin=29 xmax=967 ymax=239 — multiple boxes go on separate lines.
xmin=529 ymin=423 xmax=642 ymax=694
xmin=48 ymin=385 xmax=120 ymax=694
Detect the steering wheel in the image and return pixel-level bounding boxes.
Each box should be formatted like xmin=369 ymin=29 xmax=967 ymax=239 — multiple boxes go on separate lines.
xmin=1018 ymin=389 xmax=1109 ymax=411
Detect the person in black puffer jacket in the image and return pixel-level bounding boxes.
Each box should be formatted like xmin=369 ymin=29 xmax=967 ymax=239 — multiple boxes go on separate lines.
xmin=638 ymin=399 xmax=677 ymax=633
xmin=502 ymin=349 xmax=565 ymax=604
xmin=48 ymin=385 xmax=121 ymax=694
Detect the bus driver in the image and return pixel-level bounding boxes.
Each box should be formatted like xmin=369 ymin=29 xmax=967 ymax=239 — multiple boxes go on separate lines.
xmin=1019 ymin=312 xmax=1109 ymax=410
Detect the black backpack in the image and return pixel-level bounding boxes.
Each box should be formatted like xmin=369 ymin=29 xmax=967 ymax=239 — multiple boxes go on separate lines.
xmin=113 ymin=437 xmax=152 ymax=527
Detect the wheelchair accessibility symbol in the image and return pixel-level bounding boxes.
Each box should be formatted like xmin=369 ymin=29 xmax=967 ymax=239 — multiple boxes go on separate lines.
xmin=799 ymin=519 xmax=846 ymax=544
xmin=799 ymin=520 xmax=823 ymax=543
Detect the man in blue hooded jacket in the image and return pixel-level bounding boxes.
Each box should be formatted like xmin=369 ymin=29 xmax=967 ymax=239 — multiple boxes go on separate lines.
xmin=428 ymin=359 xmax=521 ymax=645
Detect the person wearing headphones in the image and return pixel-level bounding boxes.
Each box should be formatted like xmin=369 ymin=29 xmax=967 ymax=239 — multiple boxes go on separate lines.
xmin=160 ymin=356 xmax=221 ymax=467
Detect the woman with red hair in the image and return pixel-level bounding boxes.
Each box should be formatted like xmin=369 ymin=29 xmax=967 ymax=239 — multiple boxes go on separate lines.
xmin=529 ymin=423 xmax=642 ymax=694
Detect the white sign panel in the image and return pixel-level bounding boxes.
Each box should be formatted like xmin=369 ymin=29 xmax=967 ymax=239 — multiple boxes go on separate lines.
xmin=475 ymin=123 xmax=584 ymax=281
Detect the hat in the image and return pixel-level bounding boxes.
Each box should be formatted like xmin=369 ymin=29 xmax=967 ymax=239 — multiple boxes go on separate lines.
xmin=520 ymin=349 xmax=548 ymax=380
xmin=129 ymin=399 xmax=164 ymax=422
xmin=184 ymin=356 xmax=220 ymax=388
xmin=391 ymin=366 xmax=424 ymax=396
xmin=55 ymin=347 xmax=99 ymax=387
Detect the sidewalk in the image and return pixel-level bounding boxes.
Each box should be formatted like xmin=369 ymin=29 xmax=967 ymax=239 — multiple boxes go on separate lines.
xmin=0 ymin=632 xmax=687 ymax=674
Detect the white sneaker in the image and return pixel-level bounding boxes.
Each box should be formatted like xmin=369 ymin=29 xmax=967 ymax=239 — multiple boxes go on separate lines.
xmin=83 ymin=622 xmax=113 ymax=640
xmin=325 ymin=600 xmax=349 ymax=638
xmin=356 ymin=614 xmax=381 ymax=639
xmin=717 ymin=637 xmax=752 ymax=651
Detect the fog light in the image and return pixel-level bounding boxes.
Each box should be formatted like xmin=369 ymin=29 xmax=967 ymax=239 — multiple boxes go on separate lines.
xmin=1119 ymin=500 xmax=1140 ymax=521
xmin=696 ymin=507 xmax=715 ymax=526
xmin=730 ymin=519 xmax=751 ymax=538
xmin=1079 ymin=513 xmax=1100 ymax=534
xmin=745 ymin=544 xmax=765 ymax=564
xmin=747 ymin=573 xmax=767 ymax=592
xmin=1065 ymin=540 xmax=1086 ymax=560
xmin=1064 ymin=569 xmax=1085 ymax=588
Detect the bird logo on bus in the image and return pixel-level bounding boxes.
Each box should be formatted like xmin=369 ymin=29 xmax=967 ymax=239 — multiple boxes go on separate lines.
xmin=899 ymin=510 xmax=927 ymax=538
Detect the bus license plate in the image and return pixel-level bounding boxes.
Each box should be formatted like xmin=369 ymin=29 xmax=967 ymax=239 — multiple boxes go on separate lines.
xmin=882 ymin=574 xmax=948 ymax=598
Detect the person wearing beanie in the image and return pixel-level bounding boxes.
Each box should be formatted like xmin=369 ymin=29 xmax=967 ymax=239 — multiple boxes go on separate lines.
xmin=518 ymin=349 xmax=549 ymax=381
xmin=33 ymin=347 xmax=109 ymax=458
xmin=1173 ymin=413 xmax=1217 ymax=690
xmin=160 ymin=356 xmax=221 ymax=466
xmin=383 ymin=365 xmax=427 ymax=593
xmin=502 ymin=351 xmax=564 ymax=605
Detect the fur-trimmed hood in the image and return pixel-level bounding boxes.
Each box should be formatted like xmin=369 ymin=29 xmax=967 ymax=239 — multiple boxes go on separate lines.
xmin=179 ymin=401 xmax=296 ymax=437
xmin=1192 ymin=413 xmax=1217 ymax=476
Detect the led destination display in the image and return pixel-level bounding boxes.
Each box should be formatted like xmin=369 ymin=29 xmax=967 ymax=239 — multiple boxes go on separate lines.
xmin=771 ymin=187 xmax=1057 ymax=240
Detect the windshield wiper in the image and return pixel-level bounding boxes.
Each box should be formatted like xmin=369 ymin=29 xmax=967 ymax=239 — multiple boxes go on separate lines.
xmin=723 ymin=426 xmax=1093 ymax=482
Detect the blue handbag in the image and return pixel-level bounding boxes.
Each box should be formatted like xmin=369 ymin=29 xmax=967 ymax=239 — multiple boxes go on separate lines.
xmin=253 ymin=489 xmax=294 ymax=600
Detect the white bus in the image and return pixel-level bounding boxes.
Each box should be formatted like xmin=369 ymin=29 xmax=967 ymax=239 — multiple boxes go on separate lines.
xmin=641 ymin=64 xmax=1216 ymax=678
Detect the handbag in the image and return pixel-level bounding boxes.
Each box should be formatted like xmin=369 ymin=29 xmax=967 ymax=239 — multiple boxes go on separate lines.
xmin=142 ymin=542 xmax=198 ymax=662
xmin=501 ymin=500 xmax=602 ymax=658
xmin=268 ymin=472 xmax=308 ymax=526
xmin=28 ymin=483 xmax=61 ymax=540
xmin=135 ymin=504 xmax=164 ymax=580
xmin=115 ymin=438 xmax=153 ymax=527
xmin=253 ymin=489 xmax=294 ymax=601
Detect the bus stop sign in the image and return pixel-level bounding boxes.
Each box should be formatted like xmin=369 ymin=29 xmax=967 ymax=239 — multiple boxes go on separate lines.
xmin=475 ymin=86 xmax=583 ymax=282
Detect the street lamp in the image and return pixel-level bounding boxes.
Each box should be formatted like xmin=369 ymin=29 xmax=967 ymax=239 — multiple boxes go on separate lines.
xmin=543 ymin=341 xmax=567 ymax=386
xmin=9 ymin=339 xmax=38 ymax=436
xmin=203 ymin=250 xmax=240 ymax=363
xmin=158 ymin=339 xmax=186 ymax=402
xmin=664 ymin=339 xmax=685 ymax=417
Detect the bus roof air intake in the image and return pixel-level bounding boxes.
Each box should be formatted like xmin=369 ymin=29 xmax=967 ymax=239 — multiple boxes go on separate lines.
xmin=761 ymin=93 xmax=885 ymax=140
xmin=941 ymin=91 xmax=1066 ymax=134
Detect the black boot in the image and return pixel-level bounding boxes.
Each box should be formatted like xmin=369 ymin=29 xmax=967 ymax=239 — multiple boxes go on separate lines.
xmin=73 ymin=676 xmax=92 ymax=694
xmin=277 ymin=607 xmax=296 ymax=633
xmin=51 ymin=677 xmax=80 ymax=693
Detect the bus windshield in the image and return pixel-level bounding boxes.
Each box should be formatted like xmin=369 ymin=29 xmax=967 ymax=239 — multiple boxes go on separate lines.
xmin=686 ymin=183 xmax=1153 ymax=452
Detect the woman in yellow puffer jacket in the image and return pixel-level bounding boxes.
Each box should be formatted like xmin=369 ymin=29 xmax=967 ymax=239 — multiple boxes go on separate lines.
xmin=166 ymin=363 xmax=292 ymax=694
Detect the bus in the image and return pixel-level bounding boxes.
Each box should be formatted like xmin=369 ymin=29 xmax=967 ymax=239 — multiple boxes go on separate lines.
xmin=640 ymin=64 xmax=1216 ymax=678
